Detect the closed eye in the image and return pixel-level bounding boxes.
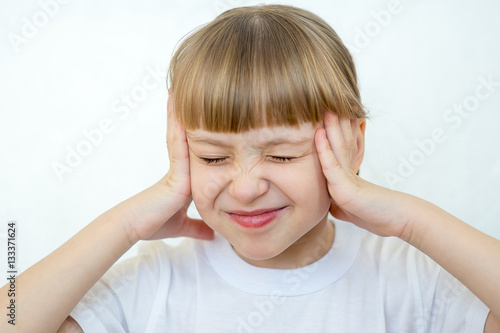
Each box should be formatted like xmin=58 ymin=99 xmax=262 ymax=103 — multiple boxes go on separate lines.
xmin=200 ymin=157 xmax=227 ymax=164
xmin=270 ymin=156 xmax=296 ymax=162
xmin=200 ymin=156 xmax=297 ymax=164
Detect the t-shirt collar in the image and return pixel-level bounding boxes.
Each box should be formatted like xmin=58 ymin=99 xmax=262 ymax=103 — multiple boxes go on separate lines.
xmin=203 ymin=218 xmax=361 ymax=296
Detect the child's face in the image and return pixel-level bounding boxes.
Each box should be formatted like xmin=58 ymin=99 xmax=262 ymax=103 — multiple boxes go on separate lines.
xmin=186 ymin=122 xmax=332 ymax=267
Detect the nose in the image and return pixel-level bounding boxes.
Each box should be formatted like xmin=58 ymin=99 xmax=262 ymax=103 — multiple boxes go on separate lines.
xmin=228 ymin=168 xmax=269 ymax=204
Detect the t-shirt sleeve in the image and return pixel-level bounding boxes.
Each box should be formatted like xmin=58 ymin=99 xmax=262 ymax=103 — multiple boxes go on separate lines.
xmin=372 ymin=233 xmax=490 ymax=332
xmin=423 ymin=268 xmax=490 ymax=333
xmin=70 ymin=241 xmax=172 ymax=333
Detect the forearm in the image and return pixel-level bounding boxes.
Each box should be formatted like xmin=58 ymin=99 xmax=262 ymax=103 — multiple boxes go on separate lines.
xmin=402 ymin=195 xmax=500 ymax=318
xmin=0 ymin=209 xmax=135 ymax=333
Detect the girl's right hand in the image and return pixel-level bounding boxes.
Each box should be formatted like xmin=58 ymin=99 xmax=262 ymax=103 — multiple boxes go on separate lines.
xmin=112 ymin=92 xmax=214 ymax=244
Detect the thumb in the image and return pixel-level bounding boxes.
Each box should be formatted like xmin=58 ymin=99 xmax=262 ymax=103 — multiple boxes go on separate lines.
xmin=329 ymin=202 xmax=352 ymax=222
xmin=178 ymin=218 xmax=214 ymax=240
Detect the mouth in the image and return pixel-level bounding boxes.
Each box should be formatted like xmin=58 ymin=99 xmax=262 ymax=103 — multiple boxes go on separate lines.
xmin=226 ymin=206 xmax=288 ymax=229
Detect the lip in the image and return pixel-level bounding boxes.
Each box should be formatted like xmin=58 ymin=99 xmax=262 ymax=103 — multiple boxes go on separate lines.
xmin=226 ymin=206 xmax=287 ymax=229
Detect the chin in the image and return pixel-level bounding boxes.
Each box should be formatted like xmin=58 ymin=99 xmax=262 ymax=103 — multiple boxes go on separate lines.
xmin=233 ymin=239 xmax=289 ymax=262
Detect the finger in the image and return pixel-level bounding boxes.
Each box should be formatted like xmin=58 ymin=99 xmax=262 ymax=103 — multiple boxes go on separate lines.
xmin=339 ymin=116 xmax=355 ymax=152
xmin=166 ymin=90 xmax=190 ymax=176
xmin=169 ymin=120 xmax=190 ymax=176
xmin=314 ymin=127 xmax=341 ymax=180
xmin=145 ymin=217 xmax=214 ymax=240
xmin=181 ymin=196 xmax=193 ymax=211
xmin=316 ymin=124 xmax=359 ymax=208
xmin=167 ymin=91 xmax=175 ymax=155
xmin=329 ymin=202 xmax=352 ymax=222
xmin=340 ymin=117 xmax=360 ymax=168
xmin=323 ymin=112 xmax=350 ymax=170
xmin=351 ymin=118 xmax=358 ymax=145
xmin=179 ymin=218 xmax=214 ymax=240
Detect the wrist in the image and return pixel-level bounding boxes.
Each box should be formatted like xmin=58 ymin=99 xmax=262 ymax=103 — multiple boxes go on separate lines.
xmin=100 ymin=206 xmax=140 ymax=246
xmin=109 ymin=181 xmax=189 ymax=243
xmin=393 ymin=193 xmax=437 ymax=249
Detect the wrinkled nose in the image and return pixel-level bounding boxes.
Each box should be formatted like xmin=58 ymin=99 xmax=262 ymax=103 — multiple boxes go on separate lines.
xmin=228 ymin=171 xmax=269 ymax=204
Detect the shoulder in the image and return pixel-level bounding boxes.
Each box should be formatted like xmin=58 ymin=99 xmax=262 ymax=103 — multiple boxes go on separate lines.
xmin=116 ymin=237 xmax=206 ymax=278
xmin=341 ymin=221 xmax=446 ymax=295
xmin=354 ymin=223 xmax=439 ymax=273
xmin=70 ymin=237 xmax=210 ymax=332
xmin=344 ymin=223 xmax=489 ymax=331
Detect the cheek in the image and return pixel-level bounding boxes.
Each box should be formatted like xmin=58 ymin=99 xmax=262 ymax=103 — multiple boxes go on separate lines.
xmin=294 ymin=157 xmax=331 ymax=211
xmin=190 ymin=164 xmax=226 ymax=213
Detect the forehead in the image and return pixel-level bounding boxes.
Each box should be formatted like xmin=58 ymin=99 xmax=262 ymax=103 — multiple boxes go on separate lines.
xmin=186 ymin=122 xmax=321 ymax=147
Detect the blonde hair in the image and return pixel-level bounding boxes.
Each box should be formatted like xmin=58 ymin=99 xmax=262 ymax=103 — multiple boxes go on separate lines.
xmin=168 ymin=4 xmax=366 ymax=132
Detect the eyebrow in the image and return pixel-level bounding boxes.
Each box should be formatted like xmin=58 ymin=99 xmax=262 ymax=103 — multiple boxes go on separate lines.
xmin=186 ymin=133 xmax=311 ymax=148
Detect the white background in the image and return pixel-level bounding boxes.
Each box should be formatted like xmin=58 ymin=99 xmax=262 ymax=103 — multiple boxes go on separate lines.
xmin=1 ymin=0 xmax=499 ymax=274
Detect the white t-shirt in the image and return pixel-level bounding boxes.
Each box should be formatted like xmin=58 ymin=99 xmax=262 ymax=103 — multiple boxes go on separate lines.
xmin=70 ymin=219 xmax=490 ymax=332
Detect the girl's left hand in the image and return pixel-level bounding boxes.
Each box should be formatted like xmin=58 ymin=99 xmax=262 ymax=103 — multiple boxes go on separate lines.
xmin=314 ymin=112 xmax=413 ymax=240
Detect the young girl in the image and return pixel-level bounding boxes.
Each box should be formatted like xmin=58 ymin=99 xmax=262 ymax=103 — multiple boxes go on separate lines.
xmin=2 ymin=4 xmax=499 ymax=332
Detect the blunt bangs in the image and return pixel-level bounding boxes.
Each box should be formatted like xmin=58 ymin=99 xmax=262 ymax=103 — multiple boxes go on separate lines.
xmin=168 ymin=5 xmax=367 ymax=133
